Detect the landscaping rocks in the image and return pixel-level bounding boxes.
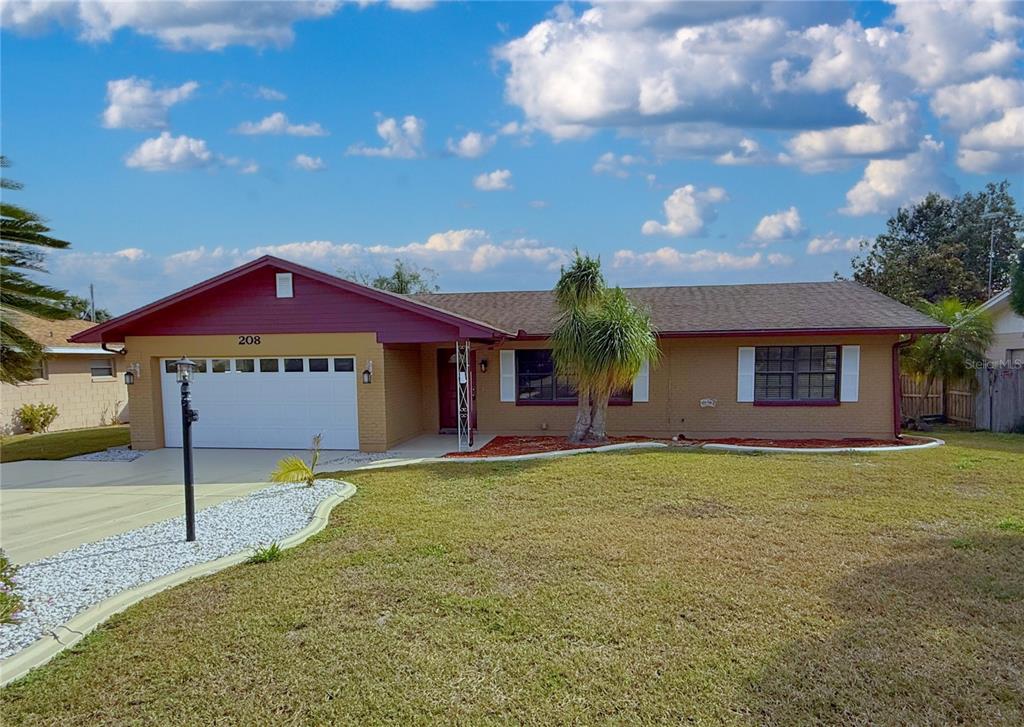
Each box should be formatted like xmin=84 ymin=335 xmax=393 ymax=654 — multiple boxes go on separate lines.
xmin=65 ymin=446 xmax=145 ymax=462
xmin=0 ymin=480 xmax=344 ymax=659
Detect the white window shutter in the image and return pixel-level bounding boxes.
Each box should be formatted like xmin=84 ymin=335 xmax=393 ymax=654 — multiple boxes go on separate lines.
xmin=499 ymin=350 xmax=516 ymax=402
xmin=840 ymin=345 xmax=860 ymax=402
xmin=632 ymin=359 xmax=650 ymax=402
xmin=737 ymin=347 xmax=755 ymax=402
xmin=275 ymin=272 xmax=293 ymax=298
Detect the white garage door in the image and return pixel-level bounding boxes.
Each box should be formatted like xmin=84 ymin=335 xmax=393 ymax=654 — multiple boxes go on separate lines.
xmin=160 ymin=356 xmax=359 ymax=450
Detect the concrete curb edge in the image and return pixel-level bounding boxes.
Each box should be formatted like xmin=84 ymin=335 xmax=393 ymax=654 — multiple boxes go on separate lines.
xmin=700 ymin=436 xmax=945 ymax=454
xmin=0 ymin=481 xmax=357 ymax=687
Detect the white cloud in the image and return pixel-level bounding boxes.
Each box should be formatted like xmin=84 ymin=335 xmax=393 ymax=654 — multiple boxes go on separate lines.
xmin=294 ymin=154 xmax=326 ymax=171
xmin=930 ymin=76 xmax=1024 ymax=129
xmin=101 ymin=77 xmax=198 ymax=130
xmin=473 ymin=169 xmax=513 ymax=191
xmin=0 ymin=0 xmax=342 ymax=51
xmin=641 ymin=185 xmax=727 ymax=237
xmin=235 ymin=112 xmax=327 ymax=137
xmin=529 ymin=200 xmax=549 ymax=209
xmin=387 ymin=1 xmax=436 ymax=12
xmin=612 ymin=247 xmax=788 ymax=273
xmin=715 ymin=138 xmax=766 ymax=166
xmin=347 ymin=114 xmax=425 ymax=158
xmin=592 ymin=152 xmax=646 ymax=178
xmin=751 ymin=206 xmax=803 ymax=244
xmin=124 ymin=132 xmax=214 ymax=171
xmin=959 ymin=105 xmax=1024 ymax=150
xmin=806 ymin=235 xmax=864 ymax=255
xmin=238 ymin=162 xmax=260 ymax=175
xmin=841 ymin=136 xmax=955 ymax=216
xmin=254 ymin=85 xmax=287 ymax=101
xmin=446 ymin=131 xmax=495 ymax=158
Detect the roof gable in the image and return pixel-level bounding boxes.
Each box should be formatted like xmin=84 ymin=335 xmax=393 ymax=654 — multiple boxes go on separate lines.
xmin=69 ymin=256 xmax=510 ymax=344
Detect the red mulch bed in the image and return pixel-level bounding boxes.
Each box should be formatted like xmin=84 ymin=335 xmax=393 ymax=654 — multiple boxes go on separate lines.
xmin=444 ymin=435 xmax=657 ymax=458
xmin=701 ymin=436 xmax=929 ymax=448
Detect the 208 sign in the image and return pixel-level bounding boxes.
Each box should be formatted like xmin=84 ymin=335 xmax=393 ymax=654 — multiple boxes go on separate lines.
xmin=237 ymin=335 xmax=261 ymax=345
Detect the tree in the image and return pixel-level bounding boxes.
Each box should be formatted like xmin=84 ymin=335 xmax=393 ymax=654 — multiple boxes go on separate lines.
xmin=60 ymin=294 xmax=113 ymax=322
xmin=850 ymin=181 xmax=1023 ymax=305
xmin=902 ymin=298 xmax=993 ymax=419
xmin=1011 ymin=244 xmax=1024 ymax=317
xmin=340 ymin=258 xmax=439 ymax=294
xmin=1 ymin=157 xmax=71 ymax=384
xmin=550 ymin=252 xmax=659 ymax=443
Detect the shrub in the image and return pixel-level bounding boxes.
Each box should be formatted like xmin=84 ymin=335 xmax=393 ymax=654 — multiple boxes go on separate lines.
xmin=269 ymin=433 xmax=322 ymax=487
xmin=16 ymin=403 xmax=59 ymax=433
xmin=0 ymin=548 xmax=23 ymax=625
xmin=246 ymin=543 xmax=284 ymax=564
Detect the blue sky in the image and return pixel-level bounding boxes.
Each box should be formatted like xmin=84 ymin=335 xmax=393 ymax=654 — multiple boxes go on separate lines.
xmin=2 ymin=1 xmax=1022 ymax=314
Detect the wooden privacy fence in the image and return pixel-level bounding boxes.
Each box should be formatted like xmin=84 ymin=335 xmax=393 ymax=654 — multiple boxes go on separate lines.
xmin=975 ymin=366 xmax=1024 ymax=433
xmin=899 ymin=375 xmax=975 ymax=427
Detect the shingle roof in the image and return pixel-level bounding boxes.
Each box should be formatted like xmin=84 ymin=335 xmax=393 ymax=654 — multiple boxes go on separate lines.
xmin=413 ymin=281 xmax=946 ymax=336
xmin=9 ymin=313 xmax=108 ymax=350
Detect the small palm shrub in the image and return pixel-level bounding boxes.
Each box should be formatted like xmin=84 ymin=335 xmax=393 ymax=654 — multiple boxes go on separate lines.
xmin=270 ymin=433 xmax=322 ymax=487
xmin=16 ymin=403 xmax=59 ymax=433
xmin=0 ymin=548 xmax=23 ymax=625
xmin=246 ymin=543 xmax=284 ymax=564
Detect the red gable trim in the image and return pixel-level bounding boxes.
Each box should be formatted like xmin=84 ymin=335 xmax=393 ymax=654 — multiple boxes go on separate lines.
xmin=69 ymin=256 xmax=512 ymax=344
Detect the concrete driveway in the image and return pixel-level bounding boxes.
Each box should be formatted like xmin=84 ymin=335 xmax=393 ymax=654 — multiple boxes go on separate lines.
xmin=0 ymin=447 xmax=357 ymax=565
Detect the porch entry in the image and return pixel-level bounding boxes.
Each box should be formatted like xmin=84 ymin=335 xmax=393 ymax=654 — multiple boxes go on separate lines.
xmin=437 ymin=348 xmax=477 ymax=433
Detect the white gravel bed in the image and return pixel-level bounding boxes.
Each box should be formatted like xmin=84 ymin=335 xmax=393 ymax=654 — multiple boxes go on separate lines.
xmin=65 ymin=446 xmax=145 ymax=462
xmin=0 ymin=479 xmax=344 ymax=659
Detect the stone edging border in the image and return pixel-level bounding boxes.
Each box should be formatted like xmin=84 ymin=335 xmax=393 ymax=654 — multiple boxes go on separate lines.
xmin=0 ymin=481 xmax=357 ymax=688
xmin=353 ymin=441 xmax=669 ymax=469
xmin=700 ymin=436 xmax=945 ymax=454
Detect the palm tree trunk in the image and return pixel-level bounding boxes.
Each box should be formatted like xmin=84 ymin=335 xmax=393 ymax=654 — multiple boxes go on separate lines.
xmin=569 ymin=382 xmax=592 ymax=443
xmin=587 ymin=389 xmax=611 ymax=443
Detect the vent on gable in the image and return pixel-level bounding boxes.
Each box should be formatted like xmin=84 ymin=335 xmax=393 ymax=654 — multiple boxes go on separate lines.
xmin=276 ymin=272 xmax=294 ymax=298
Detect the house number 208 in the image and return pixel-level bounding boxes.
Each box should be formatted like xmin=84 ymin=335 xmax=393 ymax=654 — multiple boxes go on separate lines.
xmin=237 ymin=335 xmax=261 ymax=345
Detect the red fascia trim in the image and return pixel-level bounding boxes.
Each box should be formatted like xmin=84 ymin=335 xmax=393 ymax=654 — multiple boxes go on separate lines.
xmin=513 ymin=326 xmax=948 ymax=340
xmin=753 ymin=399 xmax=840 ymax=407
xmin=69 ymin=255 xmax=511 ymax=343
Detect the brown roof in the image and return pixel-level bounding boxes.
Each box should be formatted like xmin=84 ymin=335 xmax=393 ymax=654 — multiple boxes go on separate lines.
xmin=413 ymin=281 xmax=946 ymax=336
xmin=9 ymin=313 xmax=109 ymax=350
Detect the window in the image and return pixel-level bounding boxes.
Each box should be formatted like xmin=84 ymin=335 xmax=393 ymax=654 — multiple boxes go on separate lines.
xmin=29 ymin=359 xmax=47 ymax=381
xmin=308 ymin=358 xmax=328 ymax=372
xmin=193 ymin=359 xmax=208 ymax=374
xmin=211 ymin=359 xmax=230 ymax=373
xmin=334 ymin=358 xmax=354 ymax=372
xmin=235 ymin=359 xmax=255 ymax=373
xmin=90 ymin=359 xmax=115 ymax=378
xmin=1007 ymin=349 xmax=1024 ymax=367
xmin=259 ymin=358 xmax=280 ymax=373
xmin=754 ymin=345 xmax=838 ymax=402
xmin=514 ymin=350 xmax=631 ymax=404
xmin=284 ymin=358 xmax=304 ymax=373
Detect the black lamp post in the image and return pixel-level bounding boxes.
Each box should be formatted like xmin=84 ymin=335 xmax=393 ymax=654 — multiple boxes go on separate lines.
xmin=175 ymin=356 xmax=200 ymax=542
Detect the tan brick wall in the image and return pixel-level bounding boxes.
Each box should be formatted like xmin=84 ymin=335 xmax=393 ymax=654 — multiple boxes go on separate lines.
xmin=121 ymin=333 xmax=388 ymax=451
xmin=417 ymin=336 xmax=898 ymax=440
xmin=383 ymin=344 xmax=428 ymax=447
xmin=1 ymin=355 xmax=128 ymax=434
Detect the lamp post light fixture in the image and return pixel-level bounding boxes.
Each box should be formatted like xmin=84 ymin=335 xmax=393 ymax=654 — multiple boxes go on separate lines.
xmin=174 ymin=356 xmax=200 ymax=542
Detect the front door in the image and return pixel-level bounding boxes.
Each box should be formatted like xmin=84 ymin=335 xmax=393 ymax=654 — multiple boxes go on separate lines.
xmin=437 ymin=349 xmax=476 ymax=432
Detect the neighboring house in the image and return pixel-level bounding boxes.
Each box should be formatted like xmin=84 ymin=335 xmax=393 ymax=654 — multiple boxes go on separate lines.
xmin=978 ymin=289 xmax=1024 ymax=367
xmin=70 ymin=256 xmax=945 ymax=452
xmin=2 ymin=314 xmax=128 ymax=434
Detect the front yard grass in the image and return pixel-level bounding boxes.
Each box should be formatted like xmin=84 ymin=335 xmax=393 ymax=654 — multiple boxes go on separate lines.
xmin=2 ymin=431 xmax=1022 ymax=724
xmin=0 ymin=425 xmax=130 ymax=463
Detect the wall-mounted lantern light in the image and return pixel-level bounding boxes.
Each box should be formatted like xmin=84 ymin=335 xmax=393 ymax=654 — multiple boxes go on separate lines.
xmin=479 ymin=358 xmax=488 ymax=374
xmin=123 ymin=362 xmax=141 ymax=386
xmin=124 ymin=370 xmax=136 ymax=386
xmin=362 ymin=360 xmax=373 ymax=384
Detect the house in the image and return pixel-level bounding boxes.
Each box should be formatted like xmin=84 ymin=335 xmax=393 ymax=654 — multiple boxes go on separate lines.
xmin=978 ymin=288 xmax=1024 ymax=367
xmin=2 ymin=313 xmax=128 ymax=434
xmin=69 ymin=256 xmax=945 ymax=452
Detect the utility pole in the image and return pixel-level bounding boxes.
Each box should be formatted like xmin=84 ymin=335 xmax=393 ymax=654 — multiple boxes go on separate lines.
xmin=982 ymin=211 xmax=1003 ymax=299
xmin=89 ymin=283 xmax=96 ymax=323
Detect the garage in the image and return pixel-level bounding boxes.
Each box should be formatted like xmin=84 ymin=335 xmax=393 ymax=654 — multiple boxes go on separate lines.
xmin=160 ymin=356 xmax=359 ymax=450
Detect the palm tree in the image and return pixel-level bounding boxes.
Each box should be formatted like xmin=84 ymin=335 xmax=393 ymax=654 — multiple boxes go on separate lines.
xmin=1 ymin=156 xmax=72 ymax=384
xmin=269 ymin=434 xmax=322 ymax=487
xmin=550 ymin=252 xmax=659 ymax=443
xmin=902 ymin=298 xmax=993 ymax=419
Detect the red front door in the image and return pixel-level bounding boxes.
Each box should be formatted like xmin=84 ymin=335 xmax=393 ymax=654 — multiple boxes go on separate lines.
xmin=438 ymin=349 xmax=476 ymax=432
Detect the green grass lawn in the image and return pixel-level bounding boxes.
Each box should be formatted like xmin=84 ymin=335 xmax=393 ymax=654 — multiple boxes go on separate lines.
xmin=2 ymin=432 xmax=1022 ymax=725
xmin=0 ymin=425 xmax=130 ymax=463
